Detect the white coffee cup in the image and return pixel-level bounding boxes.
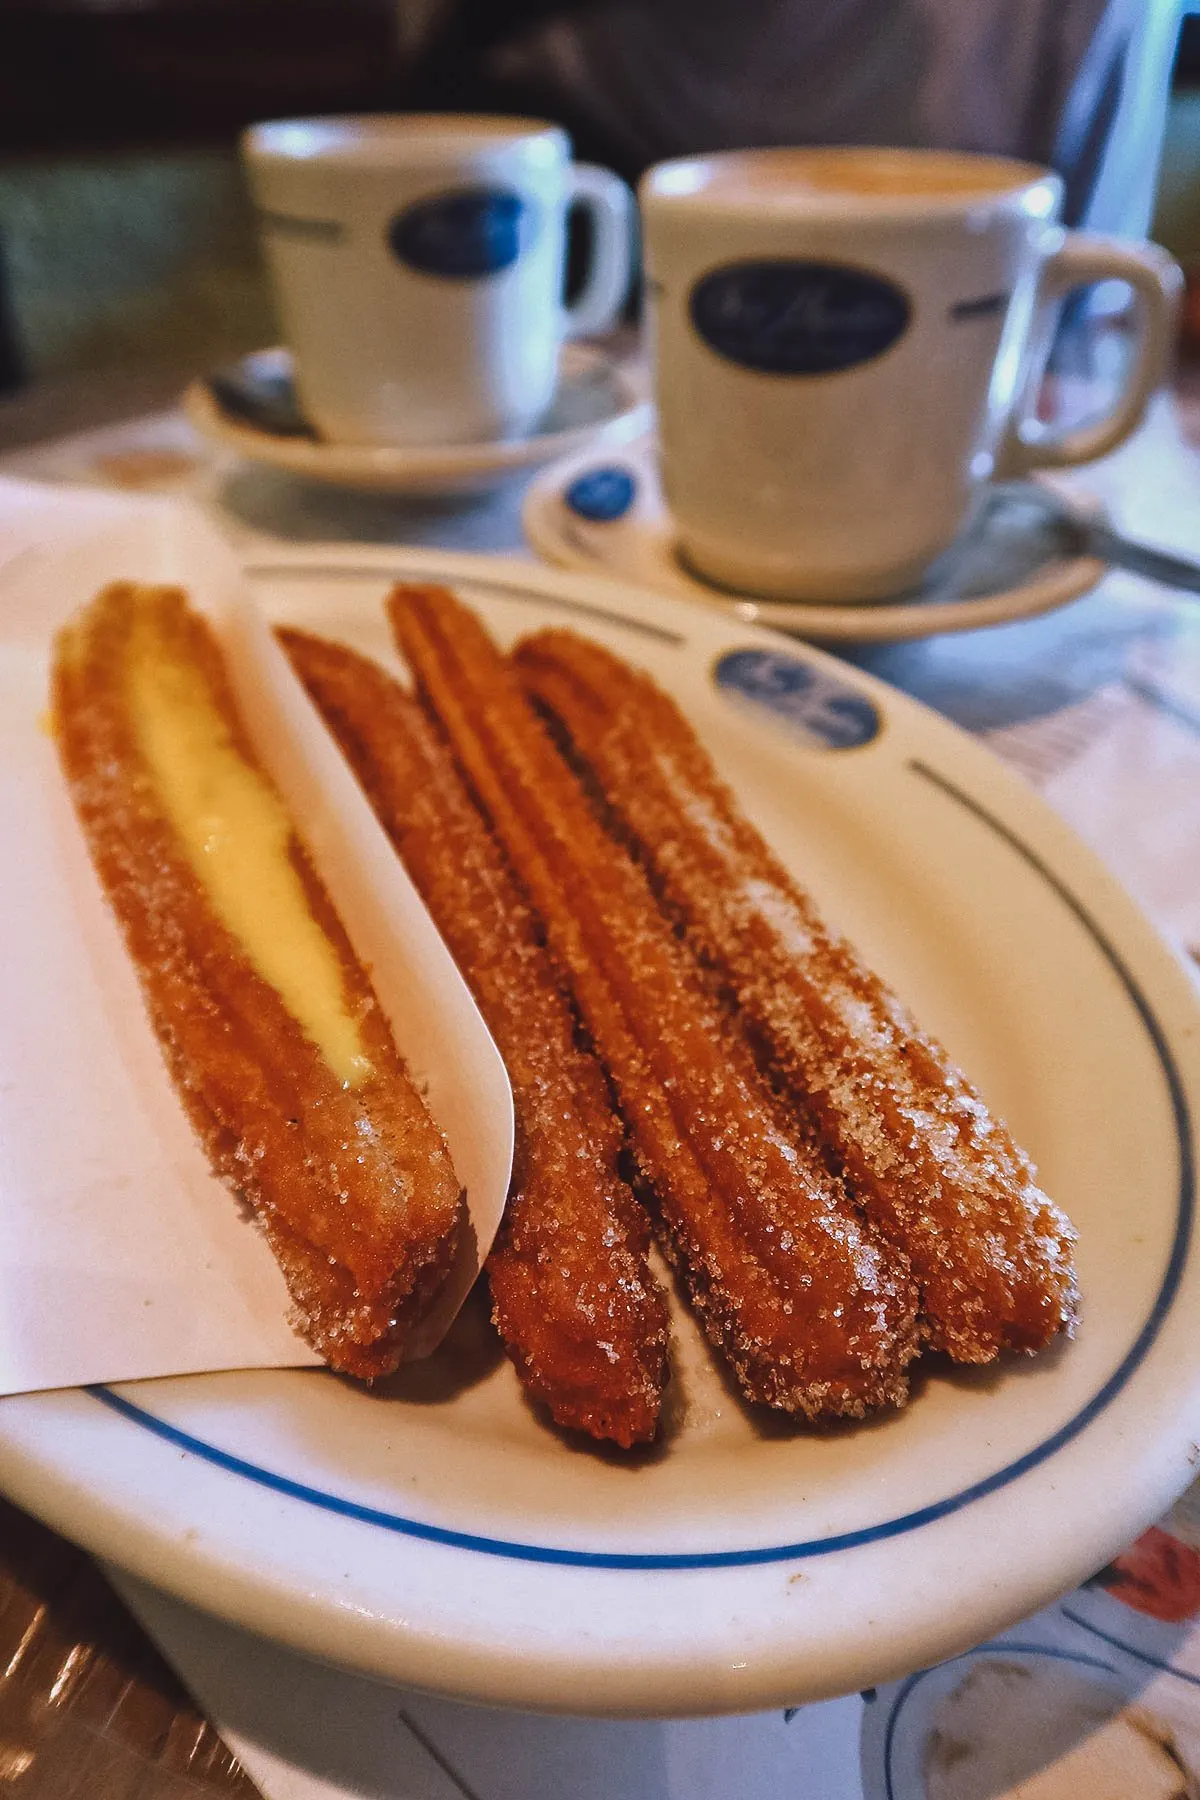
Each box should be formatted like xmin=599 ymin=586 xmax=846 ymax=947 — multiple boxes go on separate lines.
xmin=640 ymin=147 xmax=1181 ymax=603
xmin=243 ymin=115 xmax=634 ymax=447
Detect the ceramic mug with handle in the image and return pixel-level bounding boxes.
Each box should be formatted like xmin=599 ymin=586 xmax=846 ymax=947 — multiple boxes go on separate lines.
xmin=245 ymin=115 xmax=634 ymax=448
xmin=641 ymin=147 xmax=1181 ymax=603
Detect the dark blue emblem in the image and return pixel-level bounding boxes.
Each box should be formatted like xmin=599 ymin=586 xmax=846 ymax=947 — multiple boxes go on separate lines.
xmin=565 ymin=466 xmax=637 ymax=522
xmin=715 ymin=649 xmax=880 ymax=749
xmin=388 ymin=188 xmax=532 ymax=279
xmin=690 ymin=261 xmax=910 ymax=375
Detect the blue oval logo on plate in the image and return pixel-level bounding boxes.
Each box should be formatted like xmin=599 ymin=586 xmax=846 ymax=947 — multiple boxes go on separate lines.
xmin=565 ymin=466 xmax=637 ymax=522
xmin=715 ymin=649 xmax=880 ymax=749
xmin=690 ymin=261 xmax=910 ymax=375
xmin=389 ymin=188 xmax=533 ymax=279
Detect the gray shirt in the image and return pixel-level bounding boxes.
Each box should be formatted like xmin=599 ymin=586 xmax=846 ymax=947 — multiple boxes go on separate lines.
xmin=477 ymin=0 xmax=1181 ymax=229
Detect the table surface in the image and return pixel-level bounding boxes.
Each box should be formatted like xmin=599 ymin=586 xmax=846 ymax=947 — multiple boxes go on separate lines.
xmin=2 ymin=360 xmax=1200 ymax=1799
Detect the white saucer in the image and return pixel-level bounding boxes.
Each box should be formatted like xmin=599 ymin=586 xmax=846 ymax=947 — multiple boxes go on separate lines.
xmin=523 ymin=437 xmax=1108 ymax=642
xmin=184 ymin=345 xmax=652 ymax=498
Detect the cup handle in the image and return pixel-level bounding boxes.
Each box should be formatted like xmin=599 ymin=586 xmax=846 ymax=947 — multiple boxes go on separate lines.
xmin=1000 ymin=231 xmax=1182 ymax=474
xmin=562 ymin=164 xmax=635 ymax=339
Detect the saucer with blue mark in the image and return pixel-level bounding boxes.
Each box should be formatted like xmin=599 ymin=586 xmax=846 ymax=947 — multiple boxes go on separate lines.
xmin=523 ymin=437 xmax=1107 ymax=642
xmin=183 ymin=345 xmax=652 ymax=497
xmin=859 ymin=1633 xmax=1200 ymax=1798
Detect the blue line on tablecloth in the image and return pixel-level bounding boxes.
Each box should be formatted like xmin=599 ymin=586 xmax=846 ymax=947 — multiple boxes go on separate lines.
xmin=89 ymin=761 xmax=1194 ymax=1570
xmin=1123 ymin=673 xmax=1200 ymax=740
xmin=1060 ymin=1606 xmax=1200 ymax=1687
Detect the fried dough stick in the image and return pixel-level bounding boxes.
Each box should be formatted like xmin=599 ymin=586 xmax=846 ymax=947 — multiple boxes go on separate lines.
xmin=388 ymin=585 xmax=920 ymax=1422
xmin=515 ymin=629 xmax=1078 ymax=1362
xmin=53 ymin=583 xmax=464 ymax=1378
xmin=280 ymin=627 xmax=669 ymax=1446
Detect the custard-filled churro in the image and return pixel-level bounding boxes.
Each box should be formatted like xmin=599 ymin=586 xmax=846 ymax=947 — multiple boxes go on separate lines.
xmin=388 ymin=584 xmax=921 ymax=1423
xmin=53 ymin=583 xmax=464 ymax=1378
xmin=280 ymin=627 xmax=670 ymax=1447
xmin=514 ymin=629 xmax=1079 ymax=1362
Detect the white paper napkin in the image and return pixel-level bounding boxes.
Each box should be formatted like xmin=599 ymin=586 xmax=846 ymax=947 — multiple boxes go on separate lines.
xmin=0 ymin=479 xmax=323 ymax=1391
xmin=0 ymin=477 xmax=508 ymax=1393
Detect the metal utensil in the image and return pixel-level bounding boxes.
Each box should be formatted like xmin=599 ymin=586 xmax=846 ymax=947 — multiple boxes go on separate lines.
xmin=997 ymin=482 xmax=1200 ymax=600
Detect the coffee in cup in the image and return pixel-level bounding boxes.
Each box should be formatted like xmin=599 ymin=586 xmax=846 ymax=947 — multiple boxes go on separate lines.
xmin=640 ymin=147 xmax=1181 ymax=603
xmin=244 ymin=115 xmax=634 ymax=447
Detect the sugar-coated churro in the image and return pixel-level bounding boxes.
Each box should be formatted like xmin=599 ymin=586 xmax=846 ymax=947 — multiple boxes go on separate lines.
xmin=515 ymin=628 xmax=1078 ymax=1362
xmin=388 ymin=584 xmax=921 ymax=1422
xmin=280 ymin=626 xmax=670 ymax=1446
xmin=53 ymin=583 xmax=464 ymax=1378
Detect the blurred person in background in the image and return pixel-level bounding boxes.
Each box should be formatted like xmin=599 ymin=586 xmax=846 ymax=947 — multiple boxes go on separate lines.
xmin=405 ymin=0 xmax=1182 ymax=236
xmin=0 ymin=0 xmax=1183 ymax=401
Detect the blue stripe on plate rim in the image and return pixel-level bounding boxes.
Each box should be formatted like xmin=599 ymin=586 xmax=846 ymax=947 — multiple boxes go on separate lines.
xmin=88 ymin=747 xmax=1194 ymax=1571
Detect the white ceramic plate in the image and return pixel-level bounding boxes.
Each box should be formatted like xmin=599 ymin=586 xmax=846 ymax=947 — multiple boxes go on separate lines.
xmin=523 ymin=437 xmax=1107 ymax=641
xmin=1 ymin=532 xmax=1199 ymax=1718
xmin=183 ymin=345 xmax=652 ymax=496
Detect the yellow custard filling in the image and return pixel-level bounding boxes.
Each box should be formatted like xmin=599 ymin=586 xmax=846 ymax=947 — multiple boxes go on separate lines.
xmin=125 ymin=596 xmax=373 ymax=1088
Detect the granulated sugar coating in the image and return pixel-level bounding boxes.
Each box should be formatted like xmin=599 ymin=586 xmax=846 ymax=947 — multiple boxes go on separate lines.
xmin=390 ymin=585 xmax=922 ymax=1423
xmin=52 ymin=584 xmax=464 ymax=1378
xmin=281 ymin=627 xmax=669 ymax=1448
xmin=515 ymin=629 xmax=1079 ymax=1364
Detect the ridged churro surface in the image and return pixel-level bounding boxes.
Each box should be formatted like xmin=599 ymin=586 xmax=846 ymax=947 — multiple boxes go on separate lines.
xmin=53 ymin=582 xmax=464 ymax=1378
xmin=280 ymin=626 xmax=670 ymax=1446
xmin=515 ymin=628 xmax=1079 ymax=1362
xmin=388 ymin=584 xmax=921 ymax=1423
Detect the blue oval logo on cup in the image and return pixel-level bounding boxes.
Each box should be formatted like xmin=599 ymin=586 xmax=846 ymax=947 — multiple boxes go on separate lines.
xmin=388 ymin=188 xmax=532 ymax=279
xmin=690 ymin=261 xmax=910 ymax=376
xmin=565 ymin=466 xmax=637 ymax=522
xmin=714 ymin=649 xmax=880 ymax=749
